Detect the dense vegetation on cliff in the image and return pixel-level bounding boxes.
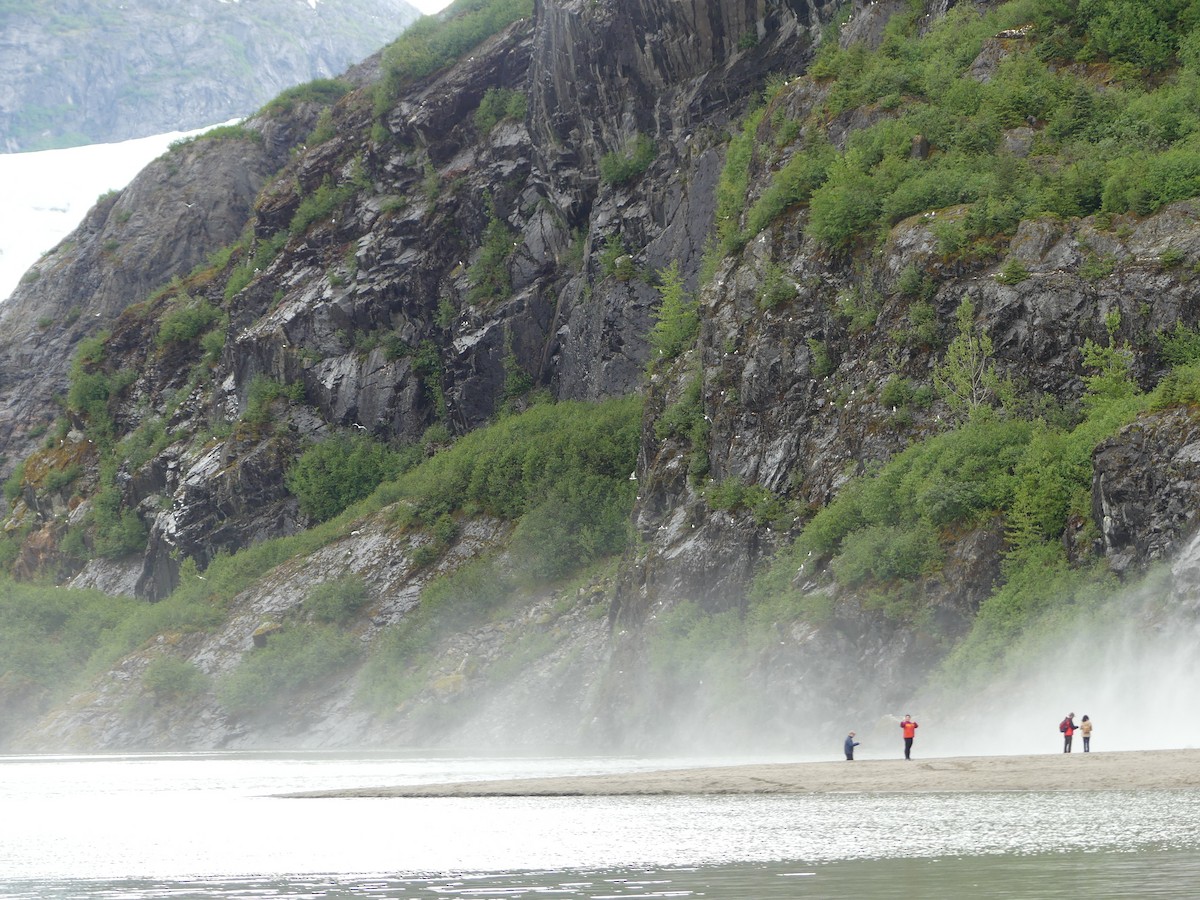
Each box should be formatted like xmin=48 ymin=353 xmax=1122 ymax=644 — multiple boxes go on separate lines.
xmin=3 ymin=0 xmax=1200 ymax=752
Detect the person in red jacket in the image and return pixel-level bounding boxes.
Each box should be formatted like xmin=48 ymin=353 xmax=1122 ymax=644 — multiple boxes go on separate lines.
xmin=900 ymin=714 xmax=919 ymax=760
xmin=1060 ymin=713 xmax=1077 ymax=753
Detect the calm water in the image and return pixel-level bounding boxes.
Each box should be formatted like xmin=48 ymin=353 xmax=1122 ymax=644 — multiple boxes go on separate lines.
xmin=2 ymin=753 xmax=1199 ymax=898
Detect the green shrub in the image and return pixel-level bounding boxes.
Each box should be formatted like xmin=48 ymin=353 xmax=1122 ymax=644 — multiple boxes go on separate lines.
xmin=758 ymin=262 xmax=797 ymax=310
xmin=260 ymin=78 xmax=352 ymax=116
xmin=1079 ymin=250 xmax=1116 ymax=281
xmin=510 ymin=473 xmax=634 ymax=579
xmin=286 ymin=432 xmax=407 ymax=522
xmin=804 ymin=339 xmax=832 ymax=378
xmin=897 ymin=264 xmax=933 ymax=299
xmin=200 ymin=328 xmax=226 ymax=363
xmin=290 ymin=179 xmax=355 ymax=237
xmin=4 ymin=461 xmax=26 ymax=503
xmin=218 ymin=624 xmax=360 ymax=714
xmin=142 ymin=656 xmax=208 ymax=700
xmin=939 ymin=542 xmax=1110 ymax=680
xmin=120 ymin=419 xmax=170 ymax=472
xmin=1153 ymin=360 xmax=1200 ymax=408
xmin=91 ymin=482 xmax=146 ymax=558
xmin=423 ymin=556 xmax=518 ymax=626
xmin=66 ymin=339 xmax=137 ymax=445
xmin=374 ymin=0 xmax=534 ymax=121
xmin=0 ymin=577 xmax=141 ymax=705
xmin=704 ymin=479 xmax=791 ymax=528
xmin=751 ymin=415 xmax=1037 ymax=612
xmin=307 ymin=108 xmax=337 ymax=145
xmin=42 ymin=464 xmax=81 ymax=494
xmin=169 ymin=124 xmax=260 ymax=152
xmin=599 ymin=134 xmax=657 ymax=185
xmin=655 ymin=375 xmax=704 ymax=441
xmin=304 ymin=573 xmax=371 ymax=625
xmin=157 ymin=298 xmax=222 ymax=347
xmin=807 ymin=160 xmax=882 ymax=249
xmin=744 ymin=140 xmax=836 ymax=237
xmin=1073 ymin=0 xmax=1189 ymax=72
xmin=883 ymin=374 xmax=916 ymax=410
xmin=467 ymin=208 xmax=516 ymax=304
xmin=995 ymin=257 xmax=1031 ymax=285
xmin=835 ymin=285 xmax=881 ymax=333
xmin=357 ymin=555 xmax=516 ymax=711
xmin=690 ymin=0 xmax=1200 ymax=261
xmin=1159 ymin=246 xmax=1187 ymax=268
xmin=712 ymin=109 xmax=763 ymax=254
xmin=1080 ymin=312 xmax=1137 ymax=407
xmin=243 ymin=375 xmax=304 ymax=426
xmin=831 ymin=522 xmax=942 ymax=586
xmin=391 ymin=395 xmax=641 ymax=525
xmin=599 ymin=234 xmax=634 ymax=281
xmin=474 ymin=87 xmax=526 ymax=132
xmin=224 ymin=232 xmax=287 ymax=301
xmin=933 ymin=297 xmax=1008 ymax=420
xmin=644 ymin=599 xmax=746 ymax=698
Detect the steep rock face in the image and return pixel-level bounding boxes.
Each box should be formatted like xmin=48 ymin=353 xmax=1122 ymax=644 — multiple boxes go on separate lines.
xmin=8 ymin=0 xmax=1200 ymax=754
xmin=0 ymin=0 xmax=420 ymax=151
xmin=1093 ymin=408 xmax=1200 ymax=575
xmin=60 ymin=0 xmax=840 ymax=598
xmin=619 ymin=192 xmax=1200 ymax=628
xmin=530 ymin=0 xmax=839 ymax=401
xmin=0 ymin=109 xmax=324 ymax=501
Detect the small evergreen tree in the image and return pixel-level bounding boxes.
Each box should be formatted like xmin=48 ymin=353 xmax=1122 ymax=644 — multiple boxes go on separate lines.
xmin=934 ymin=297 xmax=1007 ymax=421
xmin=648 ymin=261 xmax=699 ymax=363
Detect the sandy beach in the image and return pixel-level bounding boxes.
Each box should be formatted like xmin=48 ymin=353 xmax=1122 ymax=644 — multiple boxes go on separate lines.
xmin=281 ymin=748 xmax=1200 ymax=798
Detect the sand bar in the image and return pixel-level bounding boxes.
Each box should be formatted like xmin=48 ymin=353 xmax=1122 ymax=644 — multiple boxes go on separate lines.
xmin=281 ymin=748 xmax=1200 ymax=797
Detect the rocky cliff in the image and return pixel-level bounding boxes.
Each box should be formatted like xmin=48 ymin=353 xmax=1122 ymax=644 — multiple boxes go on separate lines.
xmin=0 ymin=0 xmax=420 ymax=151
xmin=3 ymin=0 xmax=1200 ymax=754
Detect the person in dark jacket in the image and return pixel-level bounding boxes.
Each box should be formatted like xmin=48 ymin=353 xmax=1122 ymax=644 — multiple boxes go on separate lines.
xmin=1060 ymin=713 xmax=1077 ymax=752
xmin=844 ymin=731 xmax=860 ymax=760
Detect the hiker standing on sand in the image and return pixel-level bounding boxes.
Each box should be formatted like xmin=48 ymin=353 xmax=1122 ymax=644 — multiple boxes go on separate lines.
xmin=1080 ymin=715 xmax=1092 ymax=752
xmin=844 ymin=731 xmax=860 ymax=761
xmin=1060 ymin=713 xmax=1077 ymax=753
xmin=900 ymin=714 xmax=919 ymax=760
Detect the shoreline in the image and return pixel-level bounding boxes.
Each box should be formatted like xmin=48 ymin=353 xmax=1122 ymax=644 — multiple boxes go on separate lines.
xmin=280 ymin=748 xmax=1200 ymax=798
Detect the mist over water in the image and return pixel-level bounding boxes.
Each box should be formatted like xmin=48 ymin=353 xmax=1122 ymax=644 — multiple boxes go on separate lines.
xmin=6 ymin=754 xmax=1200 ymax=898
xmin=909 ymin=557 xmax=1200 ymax=760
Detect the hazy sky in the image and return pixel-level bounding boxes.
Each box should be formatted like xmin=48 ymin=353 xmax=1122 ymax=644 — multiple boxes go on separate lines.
xmin=410 ymin=0 xmax=452 ymax=14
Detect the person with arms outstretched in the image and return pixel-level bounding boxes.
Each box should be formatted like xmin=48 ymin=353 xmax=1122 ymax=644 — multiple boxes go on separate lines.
xmin=900 ymin=714 xmax=919 ymax=760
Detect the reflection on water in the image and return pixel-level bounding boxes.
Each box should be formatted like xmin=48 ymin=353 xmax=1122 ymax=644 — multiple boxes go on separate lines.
xmin=2 ymin=753 xmax=1200 ymax=898
xmin=10 ymin=853 xmax=1200 ymax=899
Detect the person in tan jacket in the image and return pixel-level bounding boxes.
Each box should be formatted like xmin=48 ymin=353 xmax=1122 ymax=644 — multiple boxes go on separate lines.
xmin=1080 ymin=715 xmax=1093 ymax=752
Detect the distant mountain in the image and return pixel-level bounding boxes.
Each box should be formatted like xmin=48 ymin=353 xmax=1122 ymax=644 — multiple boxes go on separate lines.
xmin=0 ymin=0 xmax=420 ymax=151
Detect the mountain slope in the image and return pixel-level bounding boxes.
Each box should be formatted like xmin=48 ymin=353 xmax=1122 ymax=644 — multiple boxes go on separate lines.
xmin=0 ymin=0 xmax=420 ymax=151
xmin=3 ymin=0 xmax=1200 ymax=755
